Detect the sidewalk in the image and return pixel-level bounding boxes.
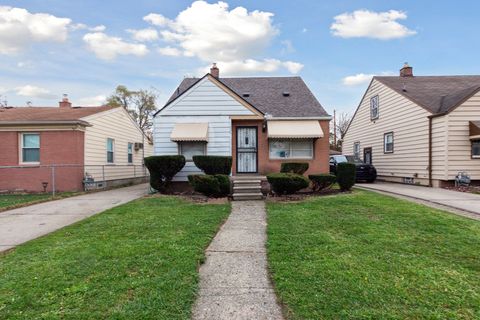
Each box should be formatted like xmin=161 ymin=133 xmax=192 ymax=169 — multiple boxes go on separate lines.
xmin=0 ymin=183 xmax=148 ymax=252
xmin=357 ymin=182 xmax=480 ymax=220
xmin=193 ymin=200 xmax=283 ymax=320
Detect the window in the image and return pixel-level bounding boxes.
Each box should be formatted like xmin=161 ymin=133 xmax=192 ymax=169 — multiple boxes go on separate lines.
xmin=179 ymin=142 xmax=206 ymax=160
xmin=384 ymin=132 xmax=394 ymax=153
xmin=472 ymin=140 xmax=480 ymax=158
xmin=353 ymin=142 xmax=360 ymax=159
xmin=127 ymin=143 xmax=133 ymax=163
xmin=370 ymin=95 xmax=379 ymax=120
xmin=107 ymin=138 xmax=114 ymax=163
xmin=269 ymin=140 xmax=313 ymax=159
xmin=21 ymin=133 xmax=40 ymax=163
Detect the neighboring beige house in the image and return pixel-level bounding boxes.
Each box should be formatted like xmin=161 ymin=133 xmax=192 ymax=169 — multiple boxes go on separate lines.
xmin=343 ymin=64 xmax=480 ymax=187
xmin=0 ymin=96 xmax=153 ymax=192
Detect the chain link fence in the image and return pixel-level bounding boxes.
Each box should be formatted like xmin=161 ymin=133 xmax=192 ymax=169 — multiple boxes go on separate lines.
xmin=0 ymin=164 xmax=149 ymax=195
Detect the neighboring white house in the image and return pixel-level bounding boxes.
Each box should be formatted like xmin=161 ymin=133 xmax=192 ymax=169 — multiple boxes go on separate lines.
xmin=343 ymin=64 xmax=480 ymax=187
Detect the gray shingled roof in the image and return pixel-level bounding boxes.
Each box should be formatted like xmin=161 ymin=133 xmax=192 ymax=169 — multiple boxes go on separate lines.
xmin=165 ymin=76 xmax=329 ymax=118
xmin=375 ymin=76 xmax=480 ymax=115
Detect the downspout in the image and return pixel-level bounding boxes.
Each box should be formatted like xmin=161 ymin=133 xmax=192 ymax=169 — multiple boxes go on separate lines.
xmin=428 ymin=116 xmax=433 ymax=187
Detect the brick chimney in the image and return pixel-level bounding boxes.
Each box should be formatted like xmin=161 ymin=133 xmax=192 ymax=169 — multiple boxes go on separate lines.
xmin=210 ymin=63 xmax=219 ymax=78
xmin=59 ymin=94 xmax=71 ymax=108
xmin=400 ymin=62 xmax=413 ymax=77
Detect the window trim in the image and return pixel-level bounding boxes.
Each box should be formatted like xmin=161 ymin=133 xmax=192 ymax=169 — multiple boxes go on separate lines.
xmin=353 ymin=141 xmax=361 ymax=159
xmin=471 ymin=139 xmax=480 ymax=159
xmin=19 ymin=132 xmax=40 ymax=165
xmin=178 ymin=141 xmax=207 ymax=161
xmin=127 ymin=142 xmax=133 ymax=164
xmin=106 ymin=138 xmax=115 ymax=164
xmin=384 ymin=132 xmax=394 ymax=154
xmin=268 ymin=139 xmax=314 ymax=160
xmin=370 ymin=95 xmax=379 ymax=121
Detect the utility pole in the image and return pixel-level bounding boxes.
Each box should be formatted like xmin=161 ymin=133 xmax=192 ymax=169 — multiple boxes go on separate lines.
xmin=333 ymin=109 xmax=337 ymax=147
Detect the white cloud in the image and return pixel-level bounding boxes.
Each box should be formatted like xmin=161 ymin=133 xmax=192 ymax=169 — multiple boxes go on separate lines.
xmin=144 ymin=1 xmax=302 ymax=74
xmin=15 ymin=85 xmax=56 ymax=99
xmin=203 ymin=59 xmax=303 ymax=76
xmin=77 ymin=94 xmax=107 ymax=106
xmin=83 ymin=32 xmax=149 ymax=60
xmin=302 ymin=28 xmax=308 ymax=33
xmin=331 ymin=10 xmax=416 ymax=40
xmin=157 ymin=46 xmax=182 ymax=57
xmin=0 ymin=6 xmax=72 ymax=54
xmin=281 ymin=40 xmax=295 ymax=54
xmin=143 ymin=13 xmax=169 ymax=26
xmin=17 ymin=60 xmax=33 ymax=68
xmin=90 ymin=25 xmax=106 ymax=32
xmin=342 ymin=73 xmax=375 ymax=86
xmin=342 ymin=71 xmax=395 ymax=86
xmin=127 ymin=28 xmax=159 ymax=42
xmin=71 ymin=23 xmax=105 ymax=32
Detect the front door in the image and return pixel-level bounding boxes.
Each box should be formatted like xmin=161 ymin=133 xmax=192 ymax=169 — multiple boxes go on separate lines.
xmin=236 ymin=127 xmax=258 ymax=173
xmin=364 ymin=147 xmax=372 ymax=165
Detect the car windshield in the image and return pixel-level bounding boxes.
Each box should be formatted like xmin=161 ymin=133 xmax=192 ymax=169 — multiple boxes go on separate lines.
xmin=334 ymin=156 xmax=348 ymax=163
xmin=346 ymin=155 xmax=364 ymax=164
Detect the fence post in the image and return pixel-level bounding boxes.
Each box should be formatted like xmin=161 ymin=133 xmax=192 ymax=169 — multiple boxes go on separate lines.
xmin=51 ymin=165 xmax=56 ymax=197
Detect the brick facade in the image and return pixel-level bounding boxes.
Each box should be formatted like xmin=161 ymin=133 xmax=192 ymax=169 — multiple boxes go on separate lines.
xmin=232 ymin=120 xmax=330 ymax=175
xmin=0 ymin=130 xmax=85 ymax=192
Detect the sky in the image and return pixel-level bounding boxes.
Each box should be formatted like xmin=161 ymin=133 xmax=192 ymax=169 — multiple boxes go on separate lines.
xmin=1 ymin=0 xmax=480 ymax=115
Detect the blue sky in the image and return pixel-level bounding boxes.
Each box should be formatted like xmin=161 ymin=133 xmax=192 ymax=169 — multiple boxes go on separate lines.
xmin=1 ymin=0 xmax=480 ymax=115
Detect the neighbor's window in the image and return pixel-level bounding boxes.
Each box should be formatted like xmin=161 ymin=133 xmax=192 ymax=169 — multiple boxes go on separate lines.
xmin=384 ymin=132 xmax=394 ymax=153
xmin=21 ymin=133 xmax=40 ymax=163
xmin=269 ymin=140 xmax=313 ymax=159
xmin=370 ymin=95 xmax=379 ymax=120
xmin=179 ymin=142 xmax=206 ymax=160
xmin=353 ymin=142 xmax=360 ymax=159
xmin=107 ymin=138 xmax=115 ymax=163
xmin=472 ymin=140 xmax=480 ymax=158
xmin=127 ymin=143 xmax=133 ymax=163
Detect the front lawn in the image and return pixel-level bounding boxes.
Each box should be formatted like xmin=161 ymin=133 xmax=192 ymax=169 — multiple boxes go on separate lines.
xmin=0 ymin=192 xmax=76 ymax=211
xmin=267 ymin=191 xmax=480 ymax=319
xmin=0 ymin=196 xmax=229 ymax=319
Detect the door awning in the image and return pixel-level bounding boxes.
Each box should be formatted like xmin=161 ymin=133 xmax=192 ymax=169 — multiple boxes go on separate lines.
xmin=267 ymin=120 xmax=323 ymax=139
xmin=469 ymin=121 xmax=480 ymax=139
xmin=170 ymin=123 xmax=209 ymax=142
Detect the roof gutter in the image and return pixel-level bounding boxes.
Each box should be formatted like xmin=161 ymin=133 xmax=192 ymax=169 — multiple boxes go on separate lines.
xmin=428 ymin=117 xmax=433 ymax=187
xmin=269 ymin=116 xmax=332 ymax=120
xmin=0 ymin=120 xmax=91 ymax=126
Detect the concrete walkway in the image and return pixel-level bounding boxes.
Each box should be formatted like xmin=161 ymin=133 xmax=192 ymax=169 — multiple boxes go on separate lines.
xmin=357 ymin=182 xmax=480 ymax=220
xmin=0 ymin=183 xmax=149 ymax=252
xmin=193 ymin=201 xmax=283 ymax=320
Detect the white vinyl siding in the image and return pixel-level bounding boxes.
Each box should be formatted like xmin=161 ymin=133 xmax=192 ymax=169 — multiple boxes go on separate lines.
xmin=154 ymin=77 xmax=257 ymax=181
xmin=82 ymin=108 xmax=153 ymax=181
xmin=343 ymin=79 xmax=431 ymax=184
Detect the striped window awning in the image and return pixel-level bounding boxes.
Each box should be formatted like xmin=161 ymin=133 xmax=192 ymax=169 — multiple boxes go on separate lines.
xmin=267 ymin=120 xmax=323 ymax=139
xmin=469 ymin=121 xmax=480 ymax=140
xmin=170 ymin=123 xmax=209 ymax=142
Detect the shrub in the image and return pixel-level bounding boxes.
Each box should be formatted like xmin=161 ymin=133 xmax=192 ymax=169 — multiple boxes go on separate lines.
xmin=266 ymin=173 xmax=310 ymax=195
xmin=309 ymin=174 xmax=337 ymax=191
xmin=280 ymin=162 xmax=309 ymax=175
xmin=337 ymin=162 xmax=356 ymax=191
xmin=144 ymin=155 xmax=185 ymax=192
xmin=188 ymin=174 xmax=231 ymax=197
xmin=192 ymin=155 xmax=232 ymax=175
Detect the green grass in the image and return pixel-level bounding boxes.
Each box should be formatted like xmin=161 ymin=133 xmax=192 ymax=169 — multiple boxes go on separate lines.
xmin=0 ymin=193 xmax=77 ymax=211
xmin=267 ymin=191 xmax=480 ymax=319
xmin=0 ymin=196 xmax=229 ymax=319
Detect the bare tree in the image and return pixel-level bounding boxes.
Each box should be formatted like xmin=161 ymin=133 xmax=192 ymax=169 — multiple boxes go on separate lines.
xmin=330 ymin=111 xmax=352 ymax=151
xmin=107 ymin=85 xmax=157 ymax=134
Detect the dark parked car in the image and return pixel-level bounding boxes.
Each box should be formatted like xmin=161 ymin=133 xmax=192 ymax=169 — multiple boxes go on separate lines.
xmin=329 ymin=155 xmax=377 ymax=183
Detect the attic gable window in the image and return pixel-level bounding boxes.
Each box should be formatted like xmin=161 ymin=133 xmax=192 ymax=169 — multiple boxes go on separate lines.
xmin=370 ymin=95 xmax=379 ymax=120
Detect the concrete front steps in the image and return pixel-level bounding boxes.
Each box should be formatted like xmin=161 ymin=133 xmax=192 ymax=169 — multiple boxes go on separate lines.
xmin=232 ymin=176 xmax=265 ymax=201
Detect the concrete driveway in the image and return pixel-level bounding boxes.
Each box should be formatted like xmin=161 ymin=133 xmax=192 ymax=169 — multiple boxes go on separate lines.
xmin=357 ymin=182 xmax=480 ymax=219
xmin=0 ymin=183 xmax=149 ymax=253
